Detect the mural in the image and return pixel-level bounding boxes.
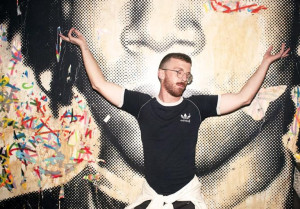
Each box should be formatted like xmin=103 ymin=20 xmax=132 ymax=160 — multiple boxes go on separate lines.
xmin=0 ymin=0 xmax=300 ymax=208
xmin=0 ymin=33 xmax=102 ymax=199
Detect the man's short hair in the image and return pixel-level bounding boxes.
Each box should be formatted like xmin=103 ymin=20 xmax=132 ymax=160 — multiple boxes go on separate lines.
xmin=159 ymin=53 xmax=192 ymax=69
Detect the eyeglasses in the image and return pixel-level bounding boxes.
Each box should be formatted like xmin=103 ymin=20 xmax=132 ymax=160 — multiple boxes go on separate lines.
xmin=161 ymin=68 xmax=193 ymax=85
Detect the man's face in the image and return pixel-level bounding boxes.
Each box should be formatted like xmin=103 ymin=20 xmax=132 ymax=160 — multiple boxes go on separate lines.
xmin=160 ymin=58 xmax=191 ymax=97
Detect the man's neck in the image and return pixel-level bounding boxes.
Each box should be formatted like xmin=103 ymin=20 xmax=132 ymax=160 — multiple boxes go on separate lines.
xmin=158 ymin=90 xmax=182 ymax=103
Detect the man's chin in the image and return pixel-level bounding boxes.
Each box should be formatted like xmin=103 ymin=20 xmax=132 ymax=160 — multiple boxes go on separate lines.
xmin=170 ymin=91 xmax=185 ymax=97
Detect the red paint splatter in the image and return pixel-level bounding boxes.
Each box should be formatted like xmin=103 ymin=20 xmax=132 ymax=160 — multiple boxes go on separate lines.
xmin=210 ymin=0 xmax=267 ymax=13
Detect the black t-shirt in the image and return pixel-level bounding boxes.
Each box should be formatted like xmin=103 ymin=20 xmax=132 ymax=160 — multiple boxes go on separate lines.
xmin=121 ymin=89 xmax=218 ymax=195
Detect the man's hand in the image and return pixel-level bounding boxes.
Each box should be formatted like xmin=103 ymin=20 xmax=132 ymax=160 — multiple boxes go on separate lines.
xmin=60 ymin=27 xmax=123 ymax=107
xmin=60 ymin=28 xmax=88 ymax=49
xmin=263 ymin=43 xmax=290 ymax=64
xmin=219 ymin=43 xmax=290 ymax=115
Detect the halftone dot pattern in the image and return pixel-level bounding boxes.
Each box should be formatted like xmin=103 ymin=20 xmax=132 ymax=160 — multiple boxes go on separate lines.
xmin=120 ymin=1 xmax=206 ymax=56
xmin=0 ymin=0 xmax=299 ymax=209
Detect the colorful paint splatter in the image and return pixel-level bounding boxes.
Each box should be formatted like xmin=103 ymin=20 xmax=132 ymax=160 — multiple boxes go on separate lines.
xmin=0 ymin=24 xmax=7 ymax=42
xmin=0 ymin=37 xmax=101 ymax=197
xmin=56 ymin=26 xmax=62 ymax=63
xmin=203 ymin=0 xmax=267 ymax=13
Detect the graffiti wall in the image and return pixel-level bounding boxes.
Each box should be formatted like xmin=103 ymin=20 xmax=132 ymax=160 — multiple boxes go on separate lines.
xmin=0 ymin=0 xmax=300 ymax=208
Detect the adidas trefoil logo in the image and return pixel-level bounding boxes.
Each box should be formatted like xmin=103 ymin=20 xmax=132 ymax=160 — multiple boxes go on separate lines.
xmin=180 ymin=113 xmax=191 ymax=123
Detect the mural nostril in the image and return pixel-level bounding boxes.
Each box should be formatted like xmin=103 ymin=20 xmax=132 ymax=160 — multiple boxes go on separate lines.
xmin=120 ymin=1 xmax=205 ymax=55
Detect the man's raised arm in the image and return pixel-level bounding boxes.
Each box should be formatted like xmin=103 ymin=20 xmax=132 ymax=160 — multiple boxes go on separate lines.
xmin=60 ymin=28 xmax=124 ymax=107
xmin=218 ymin=43 xmax=290 ymax=115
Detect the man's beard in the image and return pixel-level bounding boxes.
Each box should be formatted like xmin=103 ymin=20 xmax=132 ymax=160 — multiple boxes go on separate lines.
xmin=163 ymin=78 xmax=186 ymax=97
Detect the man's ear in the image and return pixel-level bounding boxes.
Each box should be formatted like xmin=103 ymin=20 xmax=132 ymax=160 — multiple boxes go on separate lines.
xmin=158 ymin=69 xmax=165 ymax=81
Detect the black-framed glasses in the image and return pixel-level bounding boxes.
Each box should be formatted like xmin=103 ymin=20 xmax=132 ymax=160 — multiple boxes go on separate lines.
xmin=161 ymin=68 xmax=193 ymax=85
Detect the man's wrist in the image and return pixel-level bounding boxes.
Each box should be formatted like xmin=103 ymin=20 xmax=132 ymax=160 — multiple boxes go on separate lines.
xmin=261 ymin=58 xmax=272 ymax=66
xmin=80 ymin=43 xmax=89 ymax=51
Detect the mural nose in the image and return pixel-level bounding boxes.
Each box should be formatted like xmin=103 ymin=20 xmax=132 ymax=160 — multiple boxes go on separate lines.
xmin=121 ymin=0 xmax=205 ymax=56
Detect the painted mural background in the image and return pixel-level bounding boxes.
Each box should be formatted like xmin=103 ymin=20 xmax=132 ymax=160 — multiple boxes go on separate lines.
xmin=0 ymin=0 xmax=300 ymax=208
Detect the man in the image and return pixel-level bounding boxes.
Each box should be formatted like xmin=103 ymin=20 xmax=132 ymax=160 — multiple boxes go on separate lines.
xmin=60 ymin=27 xmax=289 ymax=209
xmin=0 ymin=0 xmax=299 ymax=208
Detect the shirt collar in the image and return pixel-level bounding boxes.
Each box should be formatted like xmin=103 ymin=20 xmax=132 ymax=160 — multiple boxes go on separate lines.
xmin=156 ymin=96 xmax=183 ymax=106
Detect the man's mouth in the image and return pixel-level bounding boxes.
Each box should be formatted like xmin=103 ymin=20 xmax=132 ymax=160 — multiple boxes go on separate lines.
xmin=176 ymin=82 xmax=186 ymax=89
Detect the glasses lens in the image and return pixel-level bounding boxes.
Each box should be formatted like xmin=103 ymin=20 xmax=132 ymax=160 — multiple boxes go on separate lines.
xmin=187 ymin=74 xmax=193 ymax=85
xmin=173 ymin=69 xmax=193 ymax=84
xmin=177 ymin=70 xmax=184 ymax=78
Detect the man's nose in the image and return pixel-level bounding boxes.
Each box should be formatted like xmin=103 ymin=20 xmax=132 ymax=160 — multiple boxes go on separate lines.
xmin=121 ymin=0 xmax=205 ymax=56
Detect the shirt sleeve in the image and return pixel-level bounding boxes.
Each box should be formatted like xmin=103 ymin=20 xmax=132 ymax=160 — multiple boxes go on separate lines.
xmin=120 ymin=89 xmax=152 ymax=118
xmin=188 ymin=94 xmax=220 ymax=121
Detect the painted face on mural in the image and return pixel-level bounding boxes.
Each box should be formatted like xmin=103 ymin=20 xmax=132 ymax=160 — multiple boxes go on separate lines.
xmin=61 ymin=0 xmax=299 ymax=206
xmin=1 ymin=0 xmax=299 ymax=208
xmin=58 ymin=0 xmax=298 ymax=206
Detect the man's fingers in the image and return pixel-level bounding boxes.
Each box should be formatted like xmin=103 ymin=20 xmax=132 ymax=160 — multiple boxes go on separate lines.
xmin=281 ymin=52 xmax=290 ymax=58
xmin=67 ymin=28 xmax=77 ymax=42
xmin=67 ymin=28 xmax=75 ymax=37
xmin=265 ymin=44 xmax=290 ymax=62
xmin=59 ymin=34 xmax=69 ymax=42
xmin=267 ymin=46 xmax=273 ymax=52
xmin=278 ymin=45 xmax=290 ymax=59
xmin=281 ymin=48 xmax=290 ymax=57
xmin=279 ymin=43 xmax=286 ymax=55
xmin=74 ymin=29 xmax=83 ymax=38
xmin=60 ymin=28 xmax=85 ymax=45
